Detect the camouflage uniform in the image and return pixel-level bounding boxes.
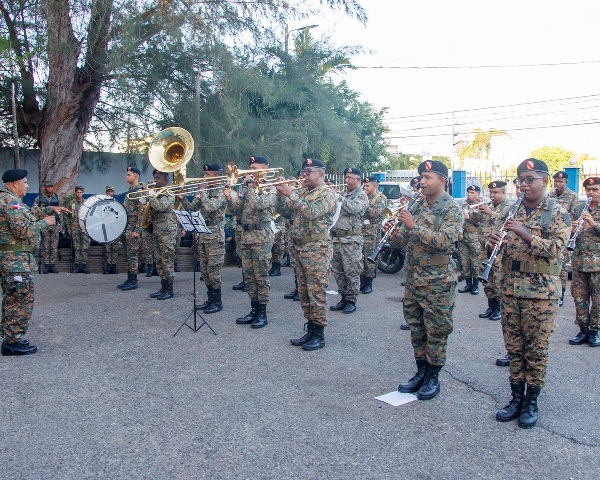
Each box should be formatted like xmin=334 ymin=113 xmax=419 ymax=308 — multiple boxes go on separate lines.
xmin=141 ymin=228 xmax=155 ymax=265
xmin=227 ymin=185 xmax=276 ymax=304
xmin=180 ymin=188 xmax=226 ymax=289
xmin=499 ymin=195 xmax=571 ymax=389
xmin=0 ymin=189 xmax=53 ymax=341
xmin=362 ymin=191 xmax=387 ymax=278
xmin=123 ymin=185 xmax=144 ymax=274
xmin=270 ymin=215 xmax=286 ymax=264
xmin=393 ymin=193 xmax=463 ymax=366
xmin=459 ymin=199 xmax=483 ymax=278
xmin=67 ymin=198 xmax=90 ymax=265
xmin=278 ymin=185 xmax=337 ymax=326
xmin=570 ymin=201 xmax=600 ymax=332
xmin=549 ymin=187 xmax=579 ymax=292
xmin=33 ymin=193 xmax=61 ymax=266
xmin=330 ymin=188 xmax=369 ymax=303
xmin=146 ymin=191 xmax=177 ymax=282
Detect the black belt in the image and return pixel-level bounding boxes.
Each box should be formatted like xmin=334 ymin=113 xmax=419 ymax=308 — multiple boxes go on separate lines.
xmin=502 ymin=257 xmax=561 ymax=275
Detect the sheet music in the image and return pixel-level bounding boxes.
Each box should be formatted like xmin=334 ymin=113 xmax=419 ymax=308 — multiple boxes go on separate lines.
xmin=173 ymin=210 xmax=212 ymax=234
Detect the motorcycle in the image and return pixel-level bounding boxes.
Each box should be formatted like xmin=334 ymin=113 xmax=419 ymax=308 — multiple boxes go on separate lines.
xmin=377 ymin=243 xmax=405 ymax=274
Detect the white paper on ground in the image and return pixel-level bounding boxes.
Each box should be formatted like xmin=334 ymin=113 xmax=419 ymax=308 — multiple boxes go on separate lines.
xmin=374 ymin=391 xmax=417 ymax=406
xmin=326 ymin=290 xmax=338 ymax=295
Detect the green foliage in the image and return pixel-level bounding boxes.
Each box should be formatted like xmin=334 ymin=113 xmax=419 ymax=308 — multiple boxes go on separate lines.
xmin=529 ymin=145 xmax=576 ymax=172
xmin=457 ymin=128 xmax=508 ymax=164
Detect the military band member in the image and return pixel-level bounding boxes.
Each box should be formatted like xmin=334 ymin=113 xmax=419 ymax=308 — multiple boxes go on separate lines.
xmin=282 ymin=170 xmax=306 ymax=302
xmin=33 ymin=180 xmax=61 ymax=273
xmin=360 ymin=176 xmax=387 ymax=295
xmin=330 ymin=167 xmax=369 ymax=314
xmin=493 ymin=158 xmax=570 ymax=429
xmin=147 ymin=170 xmax=178 ymax=300
xmin=458 ymin=185 xmax=483 ymax=295
xmin=391 ymin=160 xmax=462 ymax=401
xmin=117 ymin=166 xmax=144 ymax=291
xmin=103 ymin=185 xmax=118 ymax=274
xmin=67 ymin=186 xmax=91 ymax=274
xmin=549 ymin=171 xmax=579 ymax=307
xmin=277 ymin=158 xmax=337 ymax=350
xmin=0 ymin=169 xmax=68 ymax=355
xmin=225 ymin=156 xmax=276 ymax=328
xmin=400 ymin=176 xmax=421 ymax=331
xmin=568 ymin=176 xmax=600 ymax=348
xmin=178 ymin=163 xmax=227 ymax=314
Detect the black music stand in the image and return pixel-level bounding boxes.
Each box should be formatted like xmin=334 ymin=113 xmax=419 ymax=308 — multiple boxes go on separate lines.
xmin=173 ymin=210 xmax=217 ymax=337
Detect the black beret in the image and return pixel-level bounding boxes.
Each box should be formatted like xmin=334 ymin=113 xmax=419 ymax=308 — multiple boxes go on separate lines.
xmin=250 ymin=156 xmax=269 ymax=166
xmin=2 ymin=169 xmax=28 ymax=183
xmin=410 ymin=177 xmax=421 ymax=187
xmin=553 ymin=171 xmax=568 ymax=179
xmin=363 ymin=175 xmax=379 ymax=184
xmin=466 ymin=185 xmax=481 ymax=193
xmin=517 ymin=158 xmax=549 ymax=176
xmin=513 ymin=178 xmax=518 ymax=185
xmin=344 ymin=167 xmax=362 ymax=176
xmin=583 ymin=177 xmax=600 ymax=188
xmin=203 ymin=163 xmax=221 ymax=172
xmin=302 ymin=158 xmax=325 ymax=169
xmin=418 ymin=160 xmax=448 ymax=179
xmin=127 ymin=165 xmax=141 ymax=175
xmin=152 ymin=169 xmax=168 ymax=177
xmin=488 ymin=181 xmax=507 ymax=189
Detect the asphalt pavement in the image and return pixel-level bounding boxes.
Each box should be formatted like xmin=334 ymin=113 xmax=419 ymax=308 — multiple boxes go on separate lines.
xmin=1 ymin=265 xmax=598 ymax=479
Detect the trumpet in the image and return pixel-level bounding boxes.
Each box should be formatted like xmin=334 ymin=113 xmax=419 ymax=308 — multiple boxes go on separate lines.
xmin=464 ymin=198 xmax=491 ymax=212
xmin=566 ymin=196 xmax=592 ymax=251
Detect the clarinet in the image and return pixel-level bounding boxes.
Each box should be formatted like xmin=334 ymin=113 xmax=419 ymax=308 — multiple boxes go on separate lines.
xmin=478 ymin=192 xmax=525 ymax=283
xmin=566 ymin=197 xmax=592 ymax=251
xmin=367 ymin=191 xmax=421 ymax=264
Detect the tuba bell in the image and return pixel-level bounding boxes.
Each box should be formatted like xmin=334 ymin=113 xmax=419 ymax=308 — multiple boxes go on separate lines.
xmin=147 ymin=127 xmax=194 ymax=173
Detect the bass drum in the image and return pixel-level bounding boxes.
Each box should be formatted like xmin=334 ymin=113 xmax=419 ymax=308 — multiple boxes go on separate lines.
xmin=79 ymin=195 xmax=127 ymax=244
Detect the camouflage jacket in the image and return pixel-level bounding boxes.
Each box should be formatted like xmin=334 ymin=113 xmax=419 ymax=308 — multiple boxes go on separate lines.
xmin=363 ymin=192 xmax=387 ymax=235
xmin=180 ymin=188 xmax=226 ymax=241
xmin=277 ymin=184 xmax=337 ymax=246
xmin=500 ymin=195 xmax=571 ymax=299
xmin=123 ymin=184 xmax=145 ymax=234
xmin=0 ymin=189 xmax=52 ymax=274
xmin=462 ymin=199 xmax=483 ymax=241
xmin=549 ymin=187 xmax=579 ymax=219
xmin=570 ymin=202 xmax=600 ymax=272
xmin=479 ymin=198 xmax=512 ymax=246
xmin=331 ymin=187 xmax=368 ymax=242
xmin=146 ymin=190 xmax=177 ymax=232
xmin=66 ymin=199 xmax=85 ymax=230
xmin=227 ymin=183 xmax=276 ymax=245
xmin=393 ymin=192 xmax=463 ymax=286
xmin=34 ymin=193 xmax=62 ymax=228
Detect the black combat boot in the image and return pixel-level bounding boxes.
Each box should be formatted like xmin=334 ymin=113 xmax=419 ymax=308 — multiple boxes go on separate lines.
xmin=48 ymin=264 xmax=58 ymax=273
xmin=302 ymin=325 xmax=325 ymax=351
xmin=111 ymin=264 xmax=118 ymax=274
xmin=518 ymin=386 xmax=541 ymax=429
xmin=198 ymin=287 xmax=213 ymax=310
xmin=496 ymin=353 xmax=510 ymax=367
xmin=588 ymin=329 xmax=600 ymax=347
xmin=558 ymin=287 xmax=565 ymax=307
xmin=81 ymin=264 xmax=90 ymax=274
xmin=103 ymin=265 xmax=109 ymax=274
xmin=470 ymin=278 xmax=479 ymax=295
xmin=362 ymin=277 xmax=373 ymax=294
xmin=343 ymin=301 xmax=356 ymax=314
xmin=268 ymin=262 xmax=281 ymax=276
xmin=359 ymin=274 xmax=366 ymax=292
xmin=152 ymin=262 xmax=159 ymax=276
xmin=290 ymin=322 xmax=315 ymax=346
xmin=293 ymin=291 xmax=299 ymax=301
xmin=1 ymin=339 xmax=37 ymax=356
xmin=121 ymin=273 xmax=138 ymax=291
xmin=204 ymin=289 xmax=222 ymax=314
xmin=150 ymin=279 xmax=167 ymax=298
xmin=490 ymin=299 xmax=502 ymax=321
xmin=146 ymin=263 xmax=153 ymax=277
xmin=479 ymin=298 xmax=494 ymax=318
xmin=251 ymin=303 xmax=268 ymax=329
xmin=330 ymin=295 xmax=347 ymax=311
xmin=43 ymin=264 xmax=51 ymax=274
xmin=496 ymin=382 xmax=525 ymax=422
xmin=174 ymin=259 xmax=180 ymax=272
xmin=569 ymin=327 xmax=589 ymax=345
xmin=236 ymin=301 xmax=259 ymax=324
xmin=398 ymin=359 xmax=428 ymax=393
xmin=416 ymin=364 xmax=442 ymax=400
xmin=73 ymin=264 xmax=81 ymax=274
xmin=232 ymin=280 xmax=246 ymax=291
xmin=458 ymin=277 xmax=472 ymax=293
xmin=284 ymin=277 xmax=298 ymax=299
xmin=157 ymin=279 xmax=174 ymax=300
xmin=400 ymin=321 xmax=410 ymax=331
xmin=117 ymin=273 xmax=133 ymax=289
xmin=139 ymin=263 xmax=146 ymax=273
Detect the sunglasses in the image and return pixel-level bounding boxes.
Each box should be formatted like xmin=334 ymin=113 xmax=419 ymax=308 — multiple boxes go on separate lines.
xmin=515 ymin=176 xmax=544 ymax=186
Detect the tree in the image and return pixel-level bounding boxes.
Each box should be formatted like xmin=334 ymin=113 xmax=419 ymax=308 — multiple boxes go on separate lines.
xmin=456 ymin=128 xmax=508 ymax=165
xmin=529 ymin=145 xmax=576 ymax=172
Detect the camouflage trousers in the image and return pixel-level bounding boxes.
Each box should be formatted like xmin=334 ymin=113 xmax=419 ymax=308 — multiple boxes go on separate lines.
xmin=296 ymin=241 xmax=332 ymax=327
xmin=271 ymin=222 xmax=286 ymax=264
xmin=104 ymin=240 xmax=119 ymax=265
xmin=559 ymin=252 xmax=570 ymax=292
xmin=1 ymin=273 xmax=34 ymax=341
xmin=152 ymin=227 xmax=177 ymax=281
xmin=286 ymin=221 xmax=296 ymax=268
xmin=123 ymin=230 xmax=141 ymax=274
xmin=482 ymin=250 xmax=502 ymax=302
xmin=197 ymin=235 xmax=225 ymax=289
xmin=362 ymin=230 xmax=380 ymax=278
xmin=240 ymin=239 xmax=273 ymax=304
xmin=501 ymin=295 xmax=557 ymax=389
xmin=40 ymin=227 xmax=59 ymax=264
xmin=331 ymin=237 xmax=363 ymax=303
xmin=403 ymin=282 xmax=456 ymax=366
xmin=571 ymin=269 xmax=600 ymax=330
xmin=141 ymin=229 xmax=154 ymax=264
xmin=72 ymin=228 xmax=91 ymax=264
xmin=458 ymin=240 xmax=481 ymax=278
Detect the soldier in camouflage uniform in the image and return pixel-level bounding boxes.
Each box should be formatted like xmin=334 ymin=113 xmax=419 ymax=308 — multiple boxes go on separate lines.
xmin=268 ymin=215 xmax=286 ymax=276
xmin=225 ymin=156 xmax=276 ymax=328
xmin=458 ymin=185 xmax=484 ymax=295
xmin=281 ymin=171 xmax=306 ymax=302
xmin=568 ymin=176 xmax=600 ymax=348
xmin=146 ymin=170 xmax=177 ymax=300
xmin=391 ymin=160 xmax=463 ymax=401
xmin=493 ymin=158 xmax=570 ymax=429
xmin=103 ymin=185 xmax=119 ymax=274
xmin=360 ymin=176 xmax=387 ymax=294
xmin=178 ymin=163 xmax=227 ymax=314
xmin=549 ymin=171 xmax=579 ymax=306
xmin=330 ymin=167 xmax=369 ymax=314
xmin=67 ymin=186 xmax=91 ymax=274
xmin=277 ymin=158 xmax=337 ymax=350
xmin=117 ymin=165 xmax=144 ymax=291
xmin=0 ymin=169 xmax=68 ymax=355
xmin=231 ymin=218 xmax=247 ymax=291
xmin=33 ymin=180 xmax=61 ymax=273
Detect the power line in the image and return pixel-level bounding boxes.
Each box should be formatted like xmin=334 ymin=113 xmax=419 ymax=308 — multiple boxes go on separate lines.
xmin=356 ymin=60 xmax=600 ymax=70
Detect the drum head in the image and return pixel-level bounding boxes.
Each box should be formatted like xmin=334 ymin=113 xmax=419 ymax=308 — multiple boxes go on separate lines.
xmin=79 ymin=195 xmax=127 ymax=243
